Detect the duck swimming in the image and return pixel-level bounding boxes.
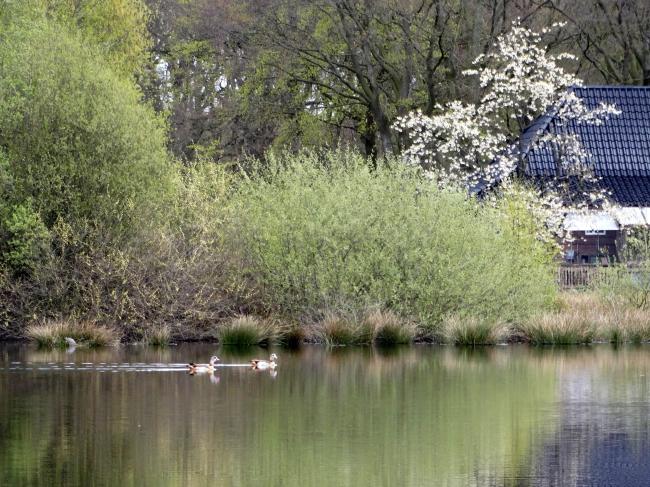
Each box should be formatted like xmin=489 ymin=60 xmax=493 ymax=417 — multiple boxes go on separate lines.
xmin=188 ymin=355 xmax=219 ymax=374
xmin=251 ymin=353 xmax=277 ymax=370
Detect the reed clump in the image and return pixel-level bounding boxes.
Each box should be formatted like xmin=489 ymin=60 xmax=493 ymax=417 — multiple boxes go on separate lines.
xmin=314 ymin=309 xmax=418 ymax=346
xmin=521 ymin=292 xmax=650 ymax=345
xmin=597 ymin=308 xmax=650 ymax=344
xmin=26 ymin=319 xmax=120 ymax=348
xmin=314 ymin=313 xmax=371 ymax=346
xmin=362 ymin=309 xmax=416 ymax=345
xmin=275 ymin=322 xmax=306 ymax=348
xmin=520 ymin=311 xmax=596 ymax=345
xmin=441 ymin=315 xmax=507 ymax=345
xmin=141 ymin=325 xmax=172 ymax=347
xmin=217 ymin=315 xmax=275 ymax=346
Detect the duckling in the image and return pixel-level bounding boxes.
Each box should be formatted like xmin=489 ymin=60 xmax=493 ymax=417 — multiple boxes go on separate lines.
xmin=251 ymin=353 xmax=277 ymax=370
xmin=188 ymin=355 xmax=219 ymax=375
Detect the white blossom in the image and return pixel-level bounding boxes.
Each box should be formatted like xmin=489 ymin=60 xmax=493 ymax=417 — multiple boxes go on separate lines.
xmin=394 ymin=21 xmax=621 ymax=241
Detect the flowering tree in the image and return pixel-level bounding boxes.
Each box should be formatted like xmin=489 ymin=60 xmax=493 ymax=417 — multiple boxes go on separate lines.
xmin=394 ymin=21 xmax=621 ymax=243
xmin=394 ymin=22 xmax=619 ymax=200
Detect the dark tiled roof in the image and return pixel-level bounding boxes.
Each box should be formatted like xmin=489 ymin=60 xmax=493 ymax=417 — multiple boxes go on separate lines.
xmin=521 ymin=86 xmax=650 ymax=205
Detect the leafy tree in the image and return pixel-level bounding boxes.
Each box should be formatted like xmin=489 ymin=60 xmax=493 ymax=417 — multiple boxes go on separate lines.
xmin=143 ymin=0 xmax=551 ymax=162
xmin=0 ymin=10 xmax=177 ymax=240
xmin=2 ymin=0 xmax=151 ymax=78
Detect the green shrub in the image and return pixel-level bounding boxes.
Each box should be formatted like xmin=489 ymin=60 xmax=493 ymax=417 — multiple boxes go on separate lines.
xmin=1 ymin=204 xmax=50 ymax=274
xmin=0 ymin=14 xmax=177 ymax=241
xmin=229 ymin=150 xmax=556 ymax=326
xmin=596 ymin=263 xmax=650 ymax=311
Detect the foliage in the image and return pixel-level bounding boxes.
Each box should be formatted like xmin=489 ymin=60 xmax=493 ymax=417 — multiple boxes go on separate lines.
xmin=596 ymin=263 xmax=650 ymax=311
xmin=618 ymin=227 xmax=650 ymax=262
xmin=0 ymin=12 xmax=177 ymax=240
xmin=395 ymin=22 xmax=619 ymax=189
xmin=2 ymin=0 xmax=151 ymax=78
xmin=143 ymin=0 xmax=556 ymax=161
xmin=228 ymin=150 xmax=557 ymax=329
xmin=0 ymin=204 xmax=51 ymax=275
xmin=46 ymin=0 xmax=151 ymax=78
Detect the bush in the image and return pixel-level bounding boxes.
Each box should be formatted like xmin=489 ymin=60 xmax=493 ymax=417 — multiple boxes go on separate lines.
xmin=228 ymin=150 xmax=556 ymax=326
xmin=596 ymin=263 xmax=650 ymax=311
xmin=0 ymin=14 xmax=177 ymax=240
xmin=1 ymin=204 xmax=50 ymax=275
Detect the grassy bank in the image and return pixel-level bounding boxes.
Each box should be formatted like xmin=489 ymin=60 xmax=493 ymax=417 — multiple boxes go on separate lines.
xmin=18 ymin=290 xmax=650 ymax=348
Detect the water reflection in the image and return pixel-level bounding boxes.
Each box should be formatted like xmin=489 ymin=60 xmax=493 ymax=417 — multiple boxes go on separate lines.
xmin=1 ymin=344 xmax=650 ymax=486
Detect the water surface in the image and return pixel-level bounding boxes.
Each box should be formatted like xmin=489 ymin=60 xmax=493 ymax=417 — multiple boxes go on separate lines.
xmin=1 ymin=344 xmax=650 ymax=486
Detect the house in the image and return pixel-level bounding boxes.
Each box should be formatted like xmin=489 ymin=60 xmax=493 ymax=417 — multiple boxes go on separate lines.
xmin=501 ymin=86 xmax=650 ymax=264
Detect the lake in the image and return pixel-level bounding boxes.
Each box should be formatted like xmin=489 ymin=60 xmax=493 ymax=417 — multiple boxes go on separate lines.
xmin=2 ymin=343 xmax=650 ymax=486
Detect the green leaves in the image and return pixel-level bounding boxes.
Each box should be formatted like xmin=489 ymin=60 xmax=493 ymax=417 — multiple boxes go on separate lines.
xmin=229 ymin=150 xmax=556 ymax=326
xmin=0 ymin=12 xmax=177 ymax=241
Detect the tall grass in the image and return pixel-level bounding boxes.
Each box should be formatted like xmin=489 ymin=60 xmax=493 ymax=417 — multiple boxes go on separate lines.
xmin=520 ymin=312 xmax=596 ymax=345
xmin=442 ymin=315 xmax=508 ymax=345
xmin=362 ymin=309 xmax=416 ymax=345
xmin=520 ymin=292 xmax=650 ymax=345
xmin=314 ymin=309 xmax=417 ymax=346
xmin=315 ymin=313 xmax=373 ymax=346
xmin=141 ymin=325 xmax=172 ymax=347
xmin=217 ymin=315 xmax=275 ymax=347
xmin=26 ymin=319 xmax=120 ymax=348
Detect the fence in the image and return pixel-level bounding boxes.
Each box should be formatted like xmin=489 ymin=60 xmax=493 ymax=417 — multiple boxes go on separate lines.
xmin=556 ymin=264 xmax=649 ymax=289
xmin=557 ymin=265 xmax=605 ymax=289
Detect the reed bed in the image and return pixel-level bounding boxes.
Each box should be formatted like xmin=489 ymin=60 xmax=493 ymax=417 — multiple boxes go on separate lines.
xmin=362 ymin=309 xmax=417 ymax=345
xmin=141 ymin=325 xmax=172 ymax=347
xmin=441 ymin=315 xmax=508 ymax=346
xmin=26 ymin=319 xmax=120 ymax=348
xmin=520 ymin=292 xmax=650 ymax=344
xmin=313 ymin=309 xmax=416 ymax=346
xmin=217 ymin=315 xmax=276 ymax=346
